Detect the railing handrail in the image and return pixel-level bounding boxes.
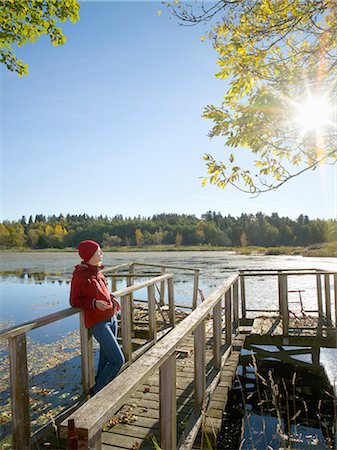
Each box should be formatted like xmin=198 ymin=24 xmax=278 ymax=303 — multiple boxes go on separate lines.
xmin=241 ymin=270 xmax=337 ymax=277
xmin=132 ymin=261 xmax=200 ymax=272
xmin=60 ymin=273 xmax=239 ymax=440
xmin=0 ymin=273 xmax=173 ymax=340
xmin=113 ymin=273 xmax=172 ymax=297
xmin=101 ymin=263 xmax=133 ymax=274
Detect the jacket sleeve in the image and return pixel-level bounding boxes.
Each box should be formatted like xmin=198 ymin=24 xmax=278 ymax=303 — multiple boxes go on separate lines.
xmin=70 ymin=274 xmax=96 ymax=311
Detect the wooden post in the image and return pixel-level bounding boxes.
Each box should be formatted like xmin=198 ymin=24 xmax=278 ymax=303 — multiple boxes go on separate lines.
xmin=111 ymin=276 xmax=117 ymax=293
xmin=159 ymin=354 xmax=177 ymax=450
xmin=159 ymin=267 xmax=166 ymax=306
xmin=127 ymin=263 xmax=135 ymax=327
xmin=233 ymin=279 xmax=239 ymax=331
xmin=213 ymin=299 xmax=222 ymax=370
xmin=121 ymin=295 xmax=132 ymax=362
xmin=316 ymin=272 xmax=323 ymax=320
xmin=278 ymin=272 xmax=289 ymax=335
xmin=80 ymin=311 xmax=95 ymax=395
xmin=312 ymin=346 xmax=320 ymax=365
xmin=67 ymin=419 xmax=78 ymax=450
xmin=324 ymin=273 xmax=332 ymax=325
xmin=334 ymin=274 xmax=337 ymax=328
xmin=167 ymin=277 xmax=175 ymax=326
xmin=225 ymin=290 xmax=232 ymax=345
xmin=239 ymin=270 xmax=246 ymax=320
xmin=194 ymin=320 xmax=206 ymax=410
xmin=192 ymin=269 xmax=200 ymax=310
xmin=147 ymin=284 xmax=157 ymax=342
xmin=8 ymin=333 xmax=31 ymax=450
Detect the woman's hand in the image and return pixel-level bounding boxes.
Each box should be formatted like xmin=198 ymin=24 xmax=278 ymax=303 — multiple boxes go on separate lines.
xmin=111 ymin=294 xmax=121 ymax=313
xmin=95 ymin=300 xmax=111 ymax=311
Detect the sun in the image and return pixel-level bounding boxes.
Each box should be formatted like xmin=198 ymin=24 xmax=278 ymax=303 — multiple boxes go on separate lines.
xmin=294 ymin=94 xmax=333 ymax=135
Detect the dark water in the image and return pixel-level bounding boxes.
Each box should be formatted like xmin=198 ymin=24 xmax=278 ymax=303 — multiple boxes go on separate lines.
xmin=219 ymin=348 xmax=336 ymax=449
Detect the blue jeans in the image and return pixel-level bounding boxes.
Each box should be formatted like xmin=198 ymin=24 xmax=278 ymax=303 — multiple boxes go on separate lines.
xmin=91 ymin=316 xmax=125 ymax=394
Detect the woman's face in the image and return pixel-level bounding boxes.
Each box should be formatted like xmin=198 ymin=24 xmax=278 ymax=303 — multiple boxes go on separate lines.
xmin=88 ymin=247 xmax=104 ymax=266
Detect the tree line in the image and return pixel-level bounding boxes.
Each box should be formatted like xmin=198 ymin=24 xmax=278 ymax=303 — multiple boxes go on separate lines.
xmin=0 ymin=212 xmax=336 ymax=249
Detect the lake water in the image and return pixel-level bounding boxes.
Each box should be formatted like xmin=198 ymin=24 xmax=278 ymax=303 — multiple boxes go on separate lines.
xmin=1 ymin=251 xmax=336 ymax=338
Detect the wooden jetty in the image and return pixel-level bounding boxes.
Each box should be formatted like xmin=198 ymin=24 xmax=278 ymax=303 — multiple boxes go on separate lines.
xmin=1 ymin=264 xmax=336 ymax=450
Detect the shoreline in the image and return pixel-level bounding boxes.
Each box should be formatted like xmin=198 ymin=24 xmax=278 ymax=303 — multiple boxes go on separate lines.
xmin=1 ymin=243 xmax=336 ymax=257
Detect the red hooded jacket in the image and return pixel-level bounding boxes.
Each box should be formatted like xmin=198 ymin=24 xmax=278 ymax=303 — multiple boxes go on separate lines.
xmin=70 ymin=263 xmax=118 ymax=328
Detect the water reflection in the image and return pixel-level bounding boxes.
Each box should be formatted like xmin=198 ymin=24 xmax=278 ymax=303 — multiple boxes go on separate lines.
xmin=220 ymin=347 xmax=336 ymax=449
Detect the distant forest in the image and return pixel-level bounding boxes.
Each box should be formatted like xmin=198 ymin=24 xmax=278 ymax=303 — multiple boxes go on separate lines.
xmin=1 ymin=212 xmax=336 ymax=249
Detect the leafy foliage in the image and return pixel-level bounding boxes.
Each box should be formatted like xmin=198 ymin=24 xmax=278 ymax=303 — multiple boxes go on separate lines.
xmin=169 ymin=1 xmax=337 ymax=193
xmin=0 ymin=0 xmax=80 ymax=76
xmin=1 ymin=212 xmax=336 ymax=249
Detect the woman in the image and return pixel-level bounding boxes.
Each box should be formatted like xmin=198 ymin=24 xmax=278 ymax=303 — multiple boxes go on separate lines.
xmin=70 ymin=240 xmax=125 ymax=395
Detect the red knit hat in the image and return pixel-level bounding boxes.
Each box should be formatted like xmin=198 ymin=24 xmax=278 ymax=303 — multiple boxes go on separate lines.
xmin=78 ymin=240 xmax=100 ymax=262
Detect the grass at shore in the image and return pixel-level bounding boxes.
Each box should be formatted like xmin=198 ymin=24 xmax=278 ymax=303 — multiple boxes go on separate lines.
xmin=1 ymin=242 xmax=336 ymax=257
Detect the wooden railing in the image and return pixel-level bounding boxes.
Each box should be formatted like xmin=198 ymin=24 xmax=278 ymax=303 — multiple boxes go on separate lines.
xmin=239 ymin=268 xmax=337 ymax=334
xmin=103 ymin=261 xmax=200 ymax=309
xmin=60 ymin=274 xmax=240 ymax=450
xmin=0 ymin=266 xmax=177 ymax=450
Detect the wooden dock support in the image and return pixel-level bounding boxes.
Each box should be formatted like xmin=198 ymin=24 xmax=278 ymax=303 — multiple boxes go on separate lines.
xmin=278 ymin=272 xmax=289 ymax=334
xmin=233 ymin=279 xmax=239 ymax=331
xmin=79 ymin=312 xmax=95 ymax=395
xmin=192 ymin=269 xmax=200 ymax=310
xmin=121 ymin=294 xmax=132 ymax=362
xmin=194 ymin=320 xmax=206 ymax=410
xmin=225 ymin=290 xmax=232 ymax=345
xmin=9 ymin=333 xmax=31 ymax=450
xmin=160 ymin=266 xmax=166 ymax=306
xmin=147 ymin=284 xmax=157 ymax=342
xmin=160 ymin=353 xmax=177 ymax=450
xmin=168 ymin=277 xmax=175 ymax=326
xmin=316 ymin=272 xmax=323 ymax=320
xmin=239 ymin=270 xmax=246 ymax=320
xmin=213 ymin=300 xmax=222 ymax=369
xmin=324 ymin=273 xmax=332 ymax=325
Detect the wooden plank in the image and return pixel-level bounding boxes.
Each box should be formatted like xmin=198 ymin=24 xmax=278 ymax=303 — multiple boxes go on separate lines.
xmin=101 ymin=431 xmax=143 ymax=448
xmin=147 ymin=285 xmax=157 ymax=342
xmin=324 ymin=273 xmax=332 ymax=324
xmin=212 ymin=299 xmax=222 ymax=369
xmin=233 ymin=279 xmax=239 ymax=330
xmin=334 ymin=274 xmax=337 ymax=327
xmin=132 ymin=262 xmax=197 ymax=272
xmin=194 ymin=320 xmax=206 ymax=410
xmin=80 ymin=311 xmax=95 ymax=395
xmin=160 ymin=353 xmax=177 ymax=450
xmin=127 ymin=263 xmax=135 ymax=325
xmin=159 ymin=267 xmax=166 ymax=306
xmin=192 ymin=270 xmax=200 ymax=310
xmin=121 ymin=295 xmax=132 ymax=362
xmin=111 ymin=276 xmax=117 ymax=292
xmin=9 ymin=333 xmax=31 ymax=450
xmin=106 ymin=423 xmax=156 ymax=439
xmin=316 ymin=272 xmax=323 ymax=321
xmin=225 ymin=291 xmax=232 ymax=345
xmin=278 ymin=272 xmax=289 ymax=334
xmin=168 ymin=277 xmax=175 ymax=326
xmin=239 ymin=271 xmax=246 ymax=319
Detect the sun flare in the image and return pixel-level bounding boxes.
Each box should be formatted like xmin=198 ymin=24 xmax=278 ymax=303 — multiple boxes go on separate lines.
xmin=294 ymin=95 xmax=333 ymax=134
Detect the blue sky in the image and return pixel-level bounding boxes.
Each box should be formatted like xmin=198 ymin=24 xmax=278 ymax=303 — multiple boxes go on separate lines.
xmin=1 ymin=1 xmax=336 ymax=222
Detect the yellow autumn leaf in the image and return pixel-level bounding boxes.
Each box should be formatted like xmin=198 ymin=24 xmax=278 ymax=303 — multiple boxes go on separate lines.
xmin=157 ymin=10 xmax=162 ymax=17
